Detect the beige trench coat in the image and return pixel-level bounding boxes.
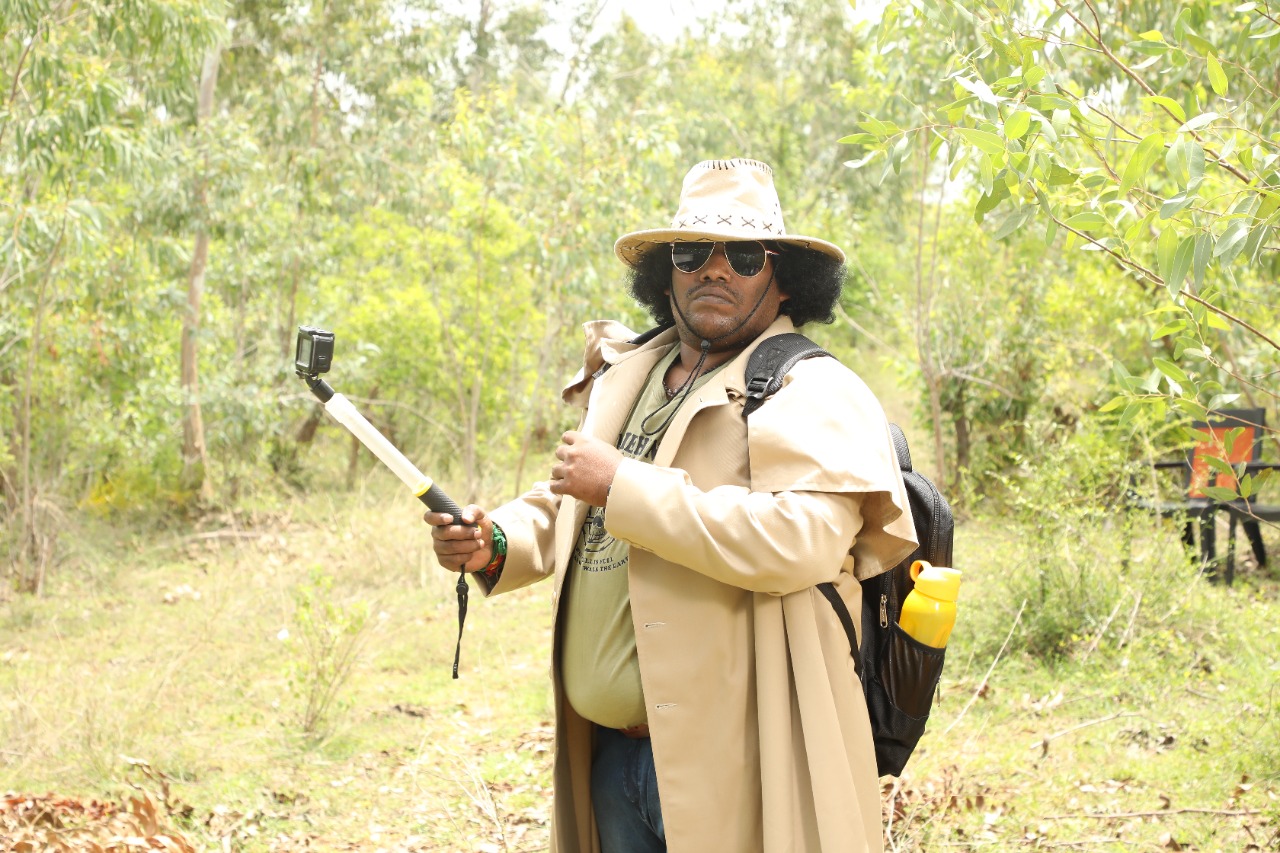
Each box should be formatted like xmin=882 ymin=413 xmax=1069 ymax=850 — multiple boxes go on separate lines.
xmin=485 ymin=316 xmax=917 ymax=853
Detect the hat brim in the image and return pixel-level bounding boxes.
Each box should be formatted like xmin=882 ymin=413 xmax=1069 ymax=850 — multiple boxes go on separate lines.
xmin=614 ymin=228 xmax=846 ymax=267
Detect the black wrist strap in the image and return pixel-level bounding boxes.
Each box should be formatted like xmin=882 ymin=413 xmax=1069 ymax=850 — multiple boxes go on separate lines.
xmin=452 ymin=573 xmax=468 ymax=679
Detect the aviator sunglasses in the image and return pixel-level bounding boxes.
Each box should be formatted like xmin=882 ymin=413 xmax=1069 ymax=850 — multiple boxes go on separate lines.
xmin=670 ymin=241 xmax=779 ymax=278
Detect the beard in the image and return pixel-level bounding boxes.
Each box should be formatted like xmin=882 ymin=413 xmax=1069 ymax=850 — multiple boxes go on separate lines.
xmin=669 ymin=273 xmax=780 ymax=352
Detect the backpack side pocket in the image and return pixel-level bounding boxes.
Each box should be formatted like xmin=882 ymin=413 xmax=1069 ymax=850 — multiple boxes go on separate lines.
xmin=867 ymin=622 xmax=946 ymax=776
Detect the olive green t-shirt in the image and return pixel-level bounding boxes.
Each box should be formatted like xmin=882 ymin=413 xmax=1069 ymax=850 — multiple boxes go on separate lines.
xmin=561 ymin=346 xmax=725 ymax=729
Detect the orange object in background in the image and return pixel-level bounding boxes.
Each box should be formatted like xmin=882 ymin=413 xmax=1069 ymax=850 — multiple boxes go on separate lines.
xmin=1188 ymin=423 xmax=1256 ymax=498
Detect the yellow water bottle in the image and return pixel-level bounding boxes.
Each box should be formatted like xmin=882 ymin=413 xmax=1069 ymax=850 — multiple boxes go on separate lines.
xmin=898 ymin=560 xmax=962 ymax=648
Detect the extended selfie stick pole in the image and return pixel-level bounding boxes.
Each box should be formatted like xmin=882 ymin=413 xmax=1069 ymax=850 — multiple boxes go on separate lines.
xmin=300 ymin=376 xmax=465 ymax=519
xmin=295 ymin=326 xmax=473 ymax=679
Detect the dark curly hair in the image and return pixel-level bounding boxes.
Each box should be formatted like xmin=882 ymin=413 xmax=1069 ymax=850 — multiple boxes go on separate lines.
xmin=625 ymin=243 xmax=846 ymax=328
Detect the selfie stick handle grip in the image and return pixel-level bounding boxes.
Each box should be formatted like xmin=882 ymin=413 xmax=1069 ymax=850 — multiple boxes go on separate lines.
xmin=416 ymin=483 xmax=465 ymax=519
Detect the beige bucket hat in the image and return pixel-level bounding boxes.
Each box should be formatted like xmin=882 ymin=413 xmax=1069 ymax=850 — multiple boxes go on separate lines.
xmin=613 ymin=158 xmax=845 ymax=267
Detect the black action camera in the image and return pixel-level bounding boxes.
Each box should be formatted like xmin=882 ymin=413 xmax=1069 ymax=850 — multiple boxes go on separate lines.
xmin=295 ymin=326 xmax=335 ymax=377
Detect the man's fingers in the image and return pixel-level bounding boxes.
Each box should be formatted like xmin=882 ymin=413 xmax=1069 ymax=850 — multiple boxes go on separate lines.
xmin=424 ymin=499 xmax=483 ymax=525
xmin=435 ymin=538 xmax=482 ymax=558
xmin=428 ymin=521 xmax=482 ymax=542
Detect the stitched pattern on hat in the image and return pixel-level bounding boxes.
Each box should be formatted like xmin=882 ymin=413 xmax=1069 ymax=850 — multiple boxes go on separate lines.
xmin=699 ymin=158 xmax=772 ymax=175
xmin=672 ymin=214 xmax=783 ymax=232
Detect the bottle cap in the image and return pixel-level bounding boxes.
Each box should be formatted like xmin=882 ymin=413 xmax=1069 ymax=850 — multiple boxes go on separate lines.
xmin=910 ymin=560 xmax=962 ymax=602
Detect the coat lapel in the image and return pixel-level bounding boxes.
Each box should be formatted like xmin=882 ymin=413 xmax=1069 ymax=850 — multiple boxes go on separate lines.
xmin=650 ymin=369 xmax=733 ymax=468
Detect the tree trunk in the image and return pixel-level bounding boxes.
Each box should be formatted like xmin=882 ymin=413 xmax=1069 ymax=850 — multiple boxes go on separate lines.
xmin=15 ymin=252 xmax=54 ymax=594
xmin=180 ymin=46 xmax=221 ymax=504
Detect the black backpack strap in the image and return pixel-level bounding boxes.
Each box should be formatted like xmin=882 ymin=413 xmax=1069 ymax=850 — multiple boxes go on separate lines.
xmin=742 ymin=334 xmax=859 ymax=674
xmin=817 ymin=581 xmax=863 ymax=677
xmin=888 ymin=423 xmax=912 ymax=472
xmin=741 ymin=333 xmax=830 ymax=418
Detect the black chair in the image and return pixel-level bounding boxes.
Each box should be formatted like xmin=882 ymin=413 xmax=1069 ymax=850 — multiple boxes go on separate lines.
xmin=1144 ymin=408 xmax=1278 ymax=584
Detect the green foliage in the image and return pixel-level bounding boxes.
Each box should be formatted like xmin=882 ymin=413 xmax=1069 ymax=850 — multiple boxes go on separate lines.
xmin=846 ymin=0 xmax=1279 ymax=496
xmin=286 ymin=568 xmax=374 ymax=737
xmin=4 ymin=0 xmax=903 ymax=534
xmin=971 ymin=420 xmax=1172 ymax=659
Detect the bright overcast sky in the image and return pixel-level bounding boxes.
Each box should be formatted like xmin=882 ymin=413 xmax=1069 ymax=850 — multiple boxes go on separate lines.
xmin=603 ymin=0 xmax=887 ymax=38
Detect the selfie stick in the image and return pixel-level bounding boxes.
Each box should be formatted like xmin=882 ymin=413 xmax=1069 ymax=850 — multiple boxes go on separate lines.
xmin=295 ymin=326 xmax=472 ymax=679
xmin=300 ymin=377 xmax=465 ymax=520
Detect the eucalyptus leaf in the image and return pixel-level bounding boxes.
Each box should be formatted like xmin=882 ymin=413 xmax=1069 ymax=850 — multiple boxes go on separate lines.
xmin=1120 ymin=133 xmax=1164 ymax=196
xmin=955 ymin=75 xmax=1002 ymax=106
xmin=1206 ymin=54 xmax=1228 ymax=95
xmin=1164 ymin=236 xmax=1196 ymax=295
xmin=1213 ymin=219 xmax=1249 ymax=262
xmin=1099 ymin=396 xmax=1128 ymax=413
xmin=1064 ymin=212 xmax=1107 ymax=230
xmin=1178 ymin=112 xmax=1221 ymax=133
xmin=890 ymin=135 xmax=912 ymax=175
xmin=1160 ymin=191 xmax=1197 ymax=220
xmin=845 ymin=150 xmax=884 ymax=169
xmin=1141 ymin=95 xmax=1187 ymax=123
xmin=1193 ymin=232 xmax=1213 ymax=286
xmin=957 ymin=127 xmax=1007 ymax=156
xmin=1203 ymin=486 xmax=1241 ymax=502
xmin=1005 ymin=110 xmax=1031 ymax=140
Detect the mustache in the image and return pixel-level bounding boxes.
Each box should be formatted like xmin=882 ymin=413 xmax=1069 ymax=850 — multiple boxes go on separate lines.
xmin=686 ymin=282 xmax=737 ymax=302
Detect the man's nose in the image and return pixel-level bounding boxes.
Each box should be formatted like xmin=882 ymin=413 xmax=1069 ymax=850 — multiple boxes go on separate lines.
xmin=700 ymin=244 xmax=733 ymax=278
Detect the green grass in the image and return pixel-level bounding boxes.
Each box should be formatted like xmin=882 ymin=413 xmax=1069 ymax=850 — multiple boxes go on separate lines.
xmin=895 ymin=512 xmax=1280 ymax=852
xmin=1 ymin=486 xmax=1277 ymax=851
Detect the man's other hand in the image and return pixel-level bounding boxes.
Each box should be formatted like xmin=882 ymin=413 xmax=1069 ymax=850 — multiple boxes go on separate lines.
xmin=549 ymin=431 xmax=622 ymax=506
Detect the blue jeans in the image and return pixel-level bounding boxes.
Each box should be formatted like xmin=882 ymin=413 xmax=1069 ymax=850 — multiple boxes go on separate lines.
xmin=592 ymin=726 xmax=666 ymax=853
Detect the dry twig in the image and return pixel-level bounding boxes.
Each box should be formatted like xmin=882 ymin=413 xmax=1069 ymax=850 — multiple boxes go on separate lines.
xmin=943 ymin=599 xmax=1027 ymax=737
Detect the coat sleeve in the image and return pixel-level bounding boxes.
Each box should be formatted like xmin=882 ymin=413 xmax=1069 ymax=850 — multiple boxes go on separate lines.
xmin=746 ymin=356 xmax=918 ymax=580
xmin=481 ymin=481 xmax=562 ymax=595
xmin=605 ymin=465 xmax=865 ymax=595
xmin=604 ymin=355 xmax=917 ymax=592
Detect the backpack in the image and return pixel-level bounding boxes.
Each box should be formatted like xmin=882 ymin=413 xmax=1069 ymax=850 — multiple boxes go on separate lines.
xmin=743 ymin=333 xmax=955 ymax=777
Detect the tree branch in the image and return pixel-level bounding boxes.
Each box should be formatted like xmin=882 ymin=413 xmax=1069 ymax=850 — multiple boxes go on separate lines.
xmin=1051 ymin=213 xmax=1162 ymax=288
xmin=1040 ymin=808 xmax=1260 ymax=820
xmin=1057 ymin=0 xmax=1252 ymax=184
xmin=1029 ymin=710 xmax=1140 ymax=754
xmin=0 ymin=12 xmax=45 ymax=152
xmin=1180 ymin=288 xmax=1280 ymax=353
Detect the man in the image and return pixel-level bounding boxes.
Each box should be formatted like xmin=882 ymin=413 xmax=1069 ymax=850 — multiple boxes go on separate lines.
xmin=426 ymin=158 xmax=916 ymax=853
